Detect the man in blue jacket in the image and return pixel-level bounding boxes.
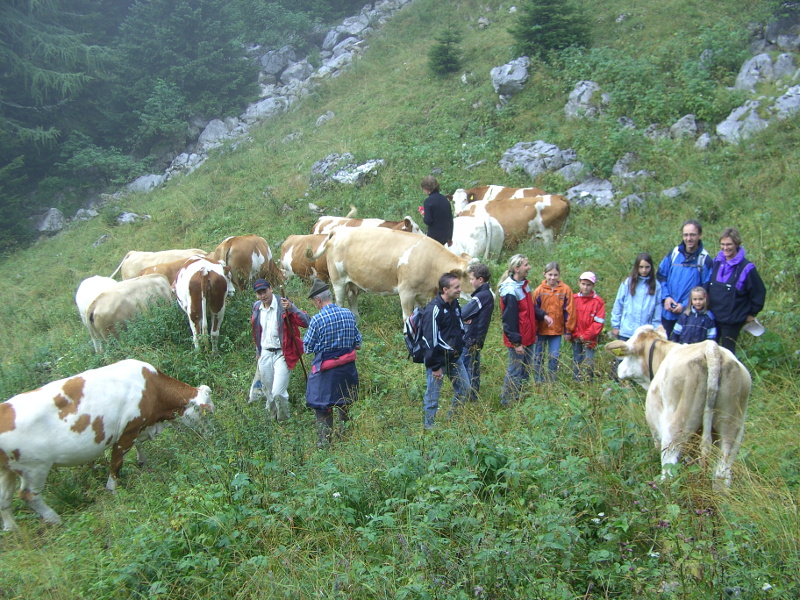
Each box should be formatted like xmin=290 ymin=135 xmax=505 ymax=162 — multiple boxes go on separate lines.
xmin=461 ymin=263 xmax=494 ymax=402
xmin=422 ymin=272 xmax=468 ymax=429
xmin=657 ymin=220 xmax=713 ymax=338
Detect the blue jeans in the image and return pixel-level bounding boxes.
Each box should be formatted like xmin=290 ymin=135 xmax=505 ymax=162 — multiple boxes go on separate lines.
xmin=462 ymin=346 xmax=481 ymax=402
xmin=572 ymin=341 xmax=596 ymax=381
xmin=424 ymin=354 xmax=469 ymax=429
xmin=535 ymin=335 xmax=562 ymax=383
xmin=501 ymin=345 xmax=534 ymax=405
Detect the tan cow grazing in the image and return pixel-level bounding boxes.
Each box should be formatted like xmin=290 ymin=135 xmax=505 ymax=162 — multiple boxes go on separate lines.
xmin=75 ymin=276 xmax=117 ymax=330
xmin=280 ymin=234 xmax=330 ymax=281
xmin=0 ymin=359 xmax=213 ymax=531
xmin=450 ymin=185 xmax=546 ymax=212
xmin=311 ymin=214 xmax=422 ymax=235
xmin=207 ymin=235 xmax=283 ymax=291
xmin=86 ymin=274 xmax=173 ymax=353
xmin=457 ymin=194 xmax=570 ymax=246
xmin=109 ymin=248 xmax=207 ymax=280
xmin=137 ymin=255 xmax=205 ymax=285
xmin=310 ymin=227 xmax=474 ymax=319
xmin=174 ymin=257 xmax=232 ymax=352
xmin=606 ymin=325 xmax=751 ymax=488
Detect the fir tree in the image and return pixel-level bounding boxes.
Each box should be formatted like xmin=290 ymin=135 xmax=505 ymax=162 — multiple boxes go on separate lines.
xmin=509 ymin=0 xmax=590 ymax=60
xmin=428 ymin=27 xmax=462 ymax=77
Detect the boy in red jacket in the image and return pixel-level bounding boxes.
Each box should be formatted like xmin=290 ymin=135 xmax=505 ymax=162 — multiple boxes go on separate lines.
xmin=568 ymin=272 xmax=605 ymax=381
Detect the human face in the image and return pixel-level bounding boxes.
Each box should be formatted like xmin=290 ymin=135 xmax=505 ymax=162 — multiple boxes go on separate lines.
xmin=638 ymin=261 xmax=652 ymax=277
xmin=682 ymin=224 xmax=701 ymax=253
xmin=720 ymin=237 xmax=737 ymax=260
xmin=469 ymin=273 xmax=484 ymax=290
xmin=512 ymin=259 xmax=531 ymax=281
xmin=579 ymin=279 xmax=595 ymax=295
xmin=442 ymin=279 xmax=462 ymax=302
xmin=544 ymin=269 xmax=560 ymax=288
xmin=691 ymin=291 xmax=706 ymax=311
xmin=256 ymin=287 xmax=273 ymax=307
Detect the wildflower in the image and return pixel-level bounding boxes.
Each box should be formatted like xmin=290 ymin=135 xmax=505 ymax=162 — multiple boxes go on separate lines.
xmin=333 ymin=492 xmax=341 ymax=498
xmin=657 ymin=520 xmax=670 ymax=528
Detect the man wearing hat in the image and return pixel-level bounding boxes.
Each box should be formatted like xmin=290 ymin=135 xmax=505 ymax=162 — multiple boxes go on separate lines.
xmin=249 ymin=278 xmax=310 ymax=421
xmin=568 ymin=271 xmax=605 ymax=381
xmin=303 ymin=278 xmax=362 ymax=447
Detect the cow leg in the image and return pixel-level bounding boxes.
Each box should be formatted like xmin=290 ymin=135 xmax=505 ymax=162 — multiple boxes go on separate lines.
xmin=400 ymin=292 xmax=417 ymax=321
xmin=210 ymin=308 xmax=224 ymax=353
xmin=107 ymin=439 xmax=134 ymax=492
xmin=134 ymin=442 xmax=148 ymax=467
xmin=0 ymin=468 xmax=19 ymax=531
xmin=19 ymin=467 xmax=60 ymax=525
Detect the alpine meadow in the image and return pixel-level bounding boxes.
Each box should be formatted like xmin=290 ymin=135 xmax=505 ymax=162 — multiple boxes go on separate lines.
xmin=1 ymin=0 xmax=799 ymax=598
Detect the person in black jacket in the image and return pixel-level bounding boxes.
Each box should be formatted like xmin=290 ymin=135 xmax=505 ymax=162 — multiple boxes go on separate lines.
xmin=421 ymin=175 xmax=453 ymax=246
xmin=460 ymin=263 xmax=495 ymax=401
xmin=707 ymin=227 xmax=766 ymax=355
xmin=422 ymin=272 xmax=469 ymax=429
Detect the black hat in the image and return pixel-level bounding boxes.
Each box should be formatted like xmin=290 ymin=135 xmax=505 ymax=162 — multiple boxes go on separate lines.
xmin=308 ymin=278 xmax=330 ymax=298
xmin=253 ymin=278 xmax=271 ymax=292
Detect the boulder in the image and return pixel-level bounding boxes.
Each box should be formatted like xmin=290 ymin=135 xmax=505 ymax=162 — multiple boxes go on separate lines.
xmin=766 ymin=9 xmax=800 ymax=51
xmin=316 ymin=111 xmax=335 ymax=127
xmin=35 ymin=208 xmax=66 ymax=234
xmin=127 ymin=174 xmax=166 ymax=194
xmin=490 ymin=56 xmax=530 ymax=97
xmin=260 ymin=45 xmax=296 ymax=77
xmin=716 ymin=100 xmax=768 ymax=143
xmin=240 ymin=97 xmax=288 ymax=124
xmin=734 ymin=53 xmax=774 ymax=92
xmin=565 ymin=80 xmax=609 ymax=120
xmin=331 ymin=159 xmax=386 ymax=186
xmin=116 ymin=212 xmax=151 ymax=225
xmin=565 ymin=177 xmax=615 ymax=207
xmin=773 ymin=84 xmax=800 ymax=120
xmin=670 ymin=114 xmax=698 ymax=140
xmin=280 ymin=60 xmax=314 ymax=85
xmin=499 ymin=141 xmax=576 ymax=179
xmin=198 ymin=119 xmax=232 ymax=145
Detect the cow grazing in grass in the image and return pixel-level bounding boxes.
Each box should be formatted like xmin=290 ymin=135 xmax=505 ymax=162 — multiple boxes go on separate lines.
xmin=280 ymin=234 xmax=330 ymax=281
xmin=75 ymin=276 xmax=117 ymax=330
xmin=207 ymin=235 xmax=283 ymax=291
xmin=457 ymin=194 xmax=570 ymax=246
xmin=606 ymin=325 xmax=751 ymax=488
xmin=450 ymin=185 xmax=546 ymax=213
xmin=84 ymin=274 xmax=173 ymax=353
xmin=448 ymin=215 xmax=504 ymax=261
xmin=109 ymin=248 xmax=207 ymax=280
xmin=174 ymin=257 xmax=233 ymax=352
xmin=0 ymin=359 xmax=213 ymax=531
xmin=309 ymin=227 xmax=474 ymax=319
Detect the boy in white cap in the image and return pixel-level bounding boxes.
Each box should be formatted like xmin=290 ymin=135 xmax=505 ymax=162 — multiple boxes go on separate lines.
xmin=568 ymin=272 xmax=605 ymax=381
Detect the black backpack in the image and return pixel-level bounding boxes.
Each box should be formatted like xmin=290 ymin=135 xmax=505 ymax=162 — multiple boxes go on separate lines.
xmin=403 ymin=306 xmax=429 ymax=363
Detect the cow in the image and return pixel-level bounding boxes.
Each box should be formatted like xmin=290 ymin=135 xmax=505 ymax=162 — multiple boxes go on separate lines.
xmin=174 ymin=257 xmax=233 ymax=352
xmin=280 ymin=234 xmax=330 ymax=281
xmin=109 ymin=248 xmax=207 ymax=280
xmin=0 ymin=359 xmax=213 ymax=531
xmin=207 ymin=235 xmax=283 ymax=291
xmin=137 ymin=255 xmax=205 ymax=285
xmin=450 ymin=185 xmax=546 ymax=213
xmin=448 ymin=215 xmax=504 ymax=261
xmin=75 ymin=276 xmax=117 ymax=330
xmin=309 ymin=227 xmax=474 ymax=319
xmin=311 ymin=214 xmax=422 ymax=235
xmin=85 ymin=274 xmax=174 ymax=353
xmin=457 ymin=194 xmax=570 ymax=246
xmin=605 ymin=325 xmax=751 ymax=488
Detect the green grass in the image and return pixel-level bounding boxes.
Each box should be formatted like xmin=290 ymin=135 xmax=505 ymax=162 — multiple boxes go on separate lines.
xmin=1 ymin=0 xmax=799 ymax=597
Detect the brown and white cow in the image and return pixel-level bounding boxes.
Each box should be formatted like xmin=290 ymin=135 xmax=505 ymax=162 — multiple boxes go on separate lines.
xmin=174 ymin=257 xmax=233 ymax=352
xmin=310 ymin=227 xmax=474 ymax=319
xmin=85 ymin=274 xmax=174 ymax=353
xmin=311 ymin=214 xmax=422 ymax=235
xmin=606 ymin=325 xmax=751 ymax=487
xmin=457 ymin=194 xmax=570 ymax=246
xmin=137 ymin=254 xmax=205 ymax=285
xmin=109 ymin=248 xmax=207 ymax=280
xmin=448 ymin=215 xmax=504 ymax=261
xmin=0 ymin=359 xmax=213 ymax=530
xmin=450 ymin=185 xmax=546 ymax=213
xmin=280 ymin=234 xmax=330 ymax=281
xmin=207 ymin=235 xmax=283 ymax=291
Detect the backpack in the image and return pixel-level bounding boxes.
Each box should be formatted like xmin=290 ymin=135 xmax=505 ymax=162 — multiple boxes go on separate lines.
xmin=403 ymin=306 xmax=429 ymax=363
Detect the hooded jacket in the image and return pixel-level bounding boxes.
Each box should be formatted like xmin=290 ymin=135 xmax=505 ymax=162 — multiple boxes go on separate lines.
xmin=572 ymin=292 xmax=606 ymax=344
xmin=707 ymin=246 xmax=766 ymax=325
xmin=657 ymin=241 xmax=713 ymax=321
xmin=251 ymin=296 xmax=311 ymax=369
xmin=611 ymin=276 xmax=662 ymax=339
xmin=533 ymin=280 xmax=577 ymax=336
xmin=462 ymin=281 xmax=495 ymax=350
xmin=499 ymin=277 xmax=544 ymax=348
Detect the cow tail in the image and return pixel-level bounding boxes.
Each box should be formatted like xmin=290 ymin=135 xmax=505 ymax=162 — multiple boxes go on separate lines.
xmin=345 ymin=205 xmax=357 ymax=218
xmin=308 ymin=230 xmax=333 ymax=261
xmin=483 ymin=218 xmax=492 ymax=261
xmin=109 ymin=252 xmax=130 ymax=279
xmin=702 ymin=342 xmax=722 ymax=454
xmin=200 ymin=275 xmax=210 ymax=338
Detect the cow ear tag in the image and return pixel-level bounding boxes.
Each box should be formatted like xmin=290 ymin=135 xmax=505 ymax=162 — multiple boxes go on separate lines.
xmin=605 ymin=341 xmax=627 ymax=357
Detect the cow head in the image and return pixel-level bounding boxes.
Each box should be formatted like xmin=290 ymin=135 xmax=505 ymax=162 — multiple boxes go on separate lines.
xmin=401 ymin=216 xmax=422 ymax=234
xmin=605 ymin=325 xmax=668 ymax=389
xmin=180 ymin=385 xmax=214 ymax=428
xmin=451 ymin=189 xmax=469 ymax=214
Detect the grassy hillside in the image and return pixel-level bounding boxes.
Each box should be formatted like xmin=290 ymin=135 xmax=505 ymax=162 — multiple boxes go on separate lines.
xmin=1 ymin=0 xmax=798 ymax=597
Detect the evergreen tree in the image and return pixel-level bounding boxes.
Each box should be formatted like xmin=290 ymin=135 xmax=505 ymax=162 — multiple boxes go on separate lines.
xmin=428 ymin=27 xmax=462 ymax=77
xmin=509 ymin=0 xmax=590 ymax=60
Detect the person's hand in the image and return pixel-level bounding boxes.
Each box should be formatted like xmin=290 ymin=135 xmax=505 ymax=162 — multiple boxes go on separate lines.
xmin=418 ymin=205 xmax=425 ymax=215
xmin=432 ymin=368 xmax=443 ymax=380
xmin=544 ymin=315 xmax=554 ymax=327
xmin=611 ymin=328 xmax=620 ymax=338
xmin=281 ymin=297 xmax=291 ymax=309
xmin=745 ymin=315 xmax=755 ymax=323
xmin=446 ymin=240 xmax=453 ymax=247
xmin=586 ymin=340 xmax=597 ymax=350
xmin=564 ymin=334 xmax=572 ymax=342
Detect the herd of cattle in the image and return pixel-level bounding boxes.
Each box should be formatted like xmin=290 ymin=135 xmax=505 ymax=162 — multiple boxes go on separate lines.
xmin=0 ymin=185 xmax=753 ymax=529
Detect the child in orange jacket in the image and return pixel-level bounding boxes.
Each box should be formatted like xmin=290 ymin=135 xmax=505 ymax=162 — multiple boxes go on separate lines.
xmin=533 ymin=262 xmax=576 ymax=383
xmin=569 ymin=271 xmax=605 ymax=381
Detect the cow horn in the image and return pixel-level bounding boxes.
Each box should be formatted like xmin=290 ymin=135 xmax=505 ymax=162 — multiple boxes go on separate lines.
xmin=605 ymin=340 xmax=629 ymax=356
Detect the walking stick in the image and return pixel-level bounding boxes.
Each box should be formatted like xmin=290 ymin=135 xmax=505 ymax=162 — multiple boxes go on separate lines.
xmin=280 ymin=284 xmax=308 ymax=381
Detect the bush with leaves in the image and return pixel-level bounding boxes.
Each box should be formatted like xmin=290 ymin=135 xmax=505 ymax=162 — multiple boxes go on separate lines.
xmin=509 ymin=0 xmax=590 ymax=60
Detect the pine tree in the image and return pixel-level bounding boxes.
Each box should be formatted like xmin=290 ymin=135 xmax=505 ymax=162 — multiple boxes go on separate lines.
xmin=428 ymin=27 xmax=462 ymax=77
xmin=509 ymin=0 xmax=590 ymax=60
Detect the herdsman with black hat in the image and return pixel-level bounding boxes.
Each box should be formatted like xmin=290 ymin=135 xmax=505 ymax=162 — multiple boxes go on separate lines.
xmin=249 ymin=278 xmax=310 ymax=421
xmin=303 ymin=278 xmax=362 ymax=447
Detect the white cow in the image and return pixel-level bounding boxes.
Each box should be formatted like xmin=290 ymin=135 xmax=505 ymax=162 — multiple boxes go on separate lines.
xmin=0 ymin=359 xmax=213 ymax=530
xmin=75 ymin=276 xmax=117 ymax=329
xmin=606 ymin=325 xmax=751 ymax=487
xmin=447 ymin=215 xmax=504 ymax=261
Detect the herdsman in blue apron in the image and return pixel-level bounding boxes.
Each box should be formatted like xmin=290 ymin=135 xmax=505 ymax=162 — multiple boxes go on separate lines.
xmin=303 ymin=278 xmax=362 ymax=448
